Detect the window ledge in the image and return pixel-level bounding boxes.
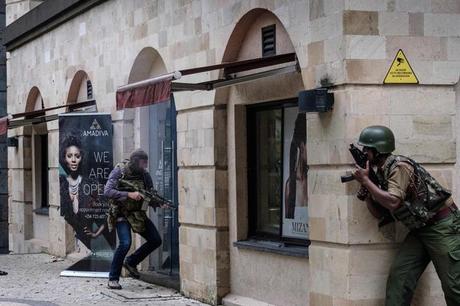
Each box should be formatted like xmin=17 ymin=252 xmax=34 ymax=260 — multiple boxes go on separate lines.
xmin=33 ymin=207 xmax=49 ymax=216
xmin=233 ymin=239 xmax=308 ymax=258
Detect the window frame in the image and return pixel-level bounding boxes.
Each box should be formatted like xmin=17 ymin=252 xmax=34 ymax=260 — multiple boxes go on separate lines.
xmin=246 ymin=98 xmax=308 ymax=246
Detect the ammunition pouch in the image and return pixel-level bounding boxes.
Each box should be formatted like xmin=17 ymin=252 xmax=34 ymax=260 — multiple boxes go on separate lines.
xmin=393 ymin=201 xmax=435 ymax=230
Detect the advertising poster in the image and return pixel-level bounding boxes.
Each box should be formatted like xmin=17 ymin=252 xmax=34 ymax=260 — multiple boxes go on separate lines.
xmin=59 ymin=113 xmax=115 ymax=255
xmin=282 ymin=107 xmax=308 ymax=240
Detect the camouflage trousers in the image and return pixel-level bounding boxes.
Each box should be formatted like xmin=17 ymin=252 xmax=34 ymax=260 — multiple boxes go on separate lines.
xmin=386 ymin=212 xmax=460 ymax=306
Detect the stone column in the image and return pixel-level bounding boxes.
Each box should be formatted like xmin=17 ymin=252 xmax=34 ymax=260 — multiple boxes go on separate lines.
xmin=8 ymin=132 xmax=33 ymax=253
xmin=177 ymin=105 xmax=229 ymax=305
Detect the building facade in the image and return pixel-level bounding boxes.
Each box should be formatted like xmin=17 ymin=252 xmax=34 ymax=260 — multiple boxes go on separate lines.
xmin=5 ymin=0 xmax=460 ymax=305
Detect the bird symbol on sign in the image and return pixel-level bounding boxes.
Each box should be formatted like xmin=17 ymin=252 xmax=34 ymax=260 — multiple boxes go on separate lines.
xmin=396 ymin=57 xmax=405 ymax=66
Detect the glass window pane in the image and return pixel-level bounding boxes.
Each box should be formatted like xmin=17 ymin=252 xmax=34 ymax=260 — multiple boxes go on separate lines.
xmin=255 ymin=109 xmax=282 ymax=236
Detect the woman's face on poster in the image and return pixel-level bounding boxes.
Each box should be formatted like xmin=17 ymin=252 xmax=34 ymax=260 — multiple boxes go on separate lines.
xmin=65 ymin=145 xmax=81 ymax=172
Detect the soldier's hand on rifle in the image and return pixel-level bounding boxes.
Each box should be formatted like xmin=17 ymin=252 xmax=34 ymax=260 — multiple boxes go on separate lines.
xmin=128 ymin=191 xmax=143 ymax=201
xmin=353 ymin=160 xmax=370 ymax=185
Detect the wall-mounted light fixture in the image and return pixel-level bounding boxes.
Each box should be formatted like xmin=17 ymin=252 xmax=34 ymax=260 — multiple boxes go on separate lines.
xmin=298 ymin=88 xmax=334 ymax=113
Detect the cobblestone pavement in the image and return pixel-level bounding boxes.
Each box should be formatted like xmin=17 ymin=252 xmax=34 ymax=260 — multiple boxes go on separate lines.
xmin=0 ymin=253 xmax=208 ymax=306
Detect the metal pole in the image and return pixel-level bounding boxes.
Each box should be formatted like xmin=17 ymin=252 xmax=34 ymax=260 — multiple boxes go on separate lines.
xmin=117 ymin=71 xmax=182 ymax=92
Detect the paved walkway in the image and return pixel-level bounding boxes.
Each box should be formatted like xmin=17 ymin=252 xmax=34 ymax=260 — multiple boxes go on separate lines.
xmin=0 ymin=253 xmax=208 ymax=306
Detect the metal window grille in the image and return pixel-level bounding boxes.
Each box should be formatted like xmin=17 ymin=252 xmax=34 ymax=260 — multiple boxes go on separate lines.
xmin=262 ymin=24 xmax=276 ymax=57
xmin=86 ymin=80 xmax=93 ymax=99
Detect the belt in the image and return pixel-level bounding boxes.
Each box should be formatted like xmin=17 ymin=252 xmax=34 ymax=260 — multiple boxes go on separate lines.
xmin=430 ymin=203 xmax=458 ymax=223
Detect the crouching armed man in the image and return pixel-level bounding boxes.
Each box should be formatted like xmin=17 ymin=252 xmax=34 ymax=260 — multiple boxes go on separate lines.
xmin=353 ymin=125 xmax=460 ymax=306
xmin=104 ymin=149 xmax=163 ymax=290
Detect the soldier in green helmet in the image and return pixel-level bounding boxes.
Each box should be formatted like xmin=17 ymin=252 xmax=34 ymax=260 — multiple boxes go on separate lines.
xmin=353 ymin=125 xmax=460 ymax=306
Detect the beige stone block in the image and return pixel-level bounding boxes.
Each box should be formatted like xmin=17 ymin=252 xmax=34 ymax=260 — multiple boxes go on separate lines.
xmin=187 ymin=108 xmax=214 ymax=130
xmin=378 ymin=12 xmax=409 ymax=36
xmin=387 ymin=116 xmax=414 ymax=141
xmin=310 ymin=292 xmax=333 ymax=306
xmin=310 ymin=13 xmax=343 ymax=42
xmin=447 ymin=37 xmax=460 ymax=61
xmin=348 ymin=87 xmax=389 ymax=115
xmin=409 ymin=12 xmax=424 ymax=36
xmin=343 ymin=10 xmax=379 ymax=35
xmin=433 ymin=61 xmax=460 ymax=84
xmin=346 ymin=271 xmax=389 ymax=299
xmin=348 ymin=199 xmax=402 ymax=244
xmin=308 ymin=194 xmax=350 ymax=243
xmin=47 ymin=206 xmax=67 ymax=257
xmin=180 ymin=260 xmax=194 ymax=280
xmin=301 ymin=67 xmax=316 ymax=92
xmin=425 ymin=13 xmax=460 ymax=37
xmin=308 ymin=41 xmax=324 ymax=66
xmin=309 ymin=244 xmax=350 ymax=294
xmin=395 ymin=0 xmax=431 ymax=13
xmin=388 ymin=88 xmax=455 ymax=115
xmin=431 ymin=0 xmax=460 ymax=13
xmin=47 ymin=169 xmax=59 ymax=207
xmin=345 ymin=115 xmax=390 ymax=139
xmin=412 ymin=115 xmax=452 ymax=138
xmin=389 ymin=115 xmax=453 ymax=143
xmin=324 ymin=36 xmax=344 ymax=63
xmin=345 ymin=60 xmax=389 ymax=83
xmin=345 ymin=35 xmax=386 ymax=59
xmin=47 ymin=131 xmax=59 ymax=168
xmin=397 ymin=140 xmax=455 ymax=163
xmin=386 ymin=36 xmax=446 ymax=61
xmin=344 ymin=0 xmax=386 ymax=11
xmin=11 ymin=169 xmax=33 ymax=203
xmin=309 ymin=0 xmax=325 ymax=21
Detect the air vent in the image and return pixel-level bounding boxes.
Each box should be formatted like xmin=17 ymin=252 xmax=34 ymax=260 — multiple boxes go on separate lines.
xmin=262 ymin=24 xmax=276 ymax=57
xmin=86 ymin=80 xmax=93 ymax=99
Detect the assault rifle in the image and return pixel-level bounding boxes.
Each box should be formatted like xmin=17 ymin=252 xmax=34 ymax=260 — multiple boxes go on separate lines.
xmin=341 ymin=144 xmax=394 ymax=227
xmin=119 ymin=179 xmax=177 ymax=211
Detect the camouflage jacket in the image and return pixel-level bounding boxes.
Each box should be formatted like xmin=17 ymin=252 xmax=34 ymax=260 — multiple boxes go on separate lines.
xmin=378 ymin=155 xmax=451 ymax=230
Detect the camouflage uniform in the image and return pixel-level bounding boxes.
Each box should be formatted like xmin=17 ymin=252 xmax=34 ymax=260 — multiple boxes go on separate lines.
xmin=379 ymin=155 xmax=460 ymax=306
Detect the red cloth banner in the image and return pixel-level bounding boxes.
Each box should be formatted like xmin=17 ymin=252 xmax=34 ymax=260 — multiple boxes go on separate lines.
xmin=0 ymin=116 xmax=8 ymax=135
xmin=116 ymin=79 xmax=172 ymax=110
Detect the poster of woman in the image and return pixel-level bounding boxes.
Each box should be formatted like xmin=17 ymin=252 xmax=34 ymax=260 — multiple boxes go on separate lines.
xmin=282 ymin=108 xmax=309 ymax=239
xmin=59 ymin=113 xmax=115 ymax=252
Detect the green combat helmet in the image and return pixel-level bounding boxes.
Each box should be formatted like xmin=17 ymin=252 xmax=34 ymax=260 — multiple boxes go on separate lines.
xmin=358 ymin=125 xmax=395 ymax=153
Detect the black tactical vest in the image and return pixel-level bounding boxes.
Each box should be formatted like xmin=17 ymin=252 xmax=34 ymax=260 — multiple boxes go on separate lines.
xmin=379 ymin=155 xmax=451 ymax=229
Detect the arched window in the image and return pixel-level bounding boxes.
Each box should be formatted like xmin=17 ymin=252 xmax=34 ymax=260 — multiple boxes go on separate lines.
xmin=66 ymin=70 xmax=96 ymax=112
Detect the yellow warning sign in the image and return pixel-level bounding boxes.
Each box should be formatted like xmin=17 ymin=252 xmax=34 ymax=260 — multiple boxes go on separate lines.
xmin=383 ymin=49 xmax=419 ymax=84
